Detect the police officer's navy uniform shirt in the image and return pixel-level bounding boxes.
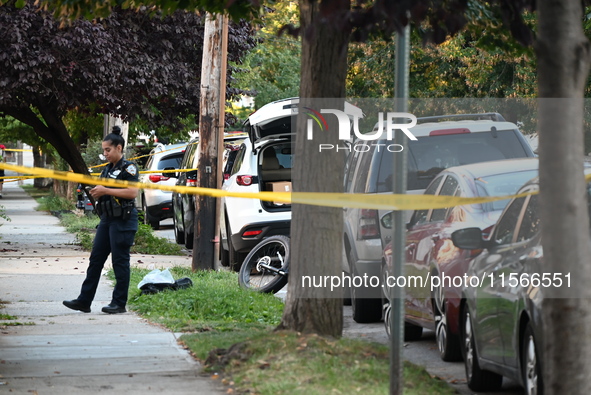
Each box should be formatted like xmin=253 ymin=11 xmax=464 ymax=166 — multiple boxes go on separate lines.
xmin=101 ymin=158 xmax=139 ymax=187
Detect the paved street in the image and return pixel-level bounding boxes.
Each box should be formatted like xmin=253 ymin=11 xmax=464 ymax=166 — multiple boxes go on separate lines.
xmin=343 ymin=317 xmax=521 ymax=395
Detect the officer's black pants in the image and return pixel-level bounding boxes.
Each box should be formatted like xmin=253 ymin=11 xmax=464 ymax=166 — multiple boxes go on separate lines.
xmin=77 ymin=215 xmax=137 ymax=307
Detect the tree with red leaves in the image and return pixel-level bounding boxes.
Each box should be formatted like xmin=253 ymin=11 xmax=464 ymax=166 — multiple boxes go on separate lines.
xmin=0 ymin=1 xmax=256 ymax=174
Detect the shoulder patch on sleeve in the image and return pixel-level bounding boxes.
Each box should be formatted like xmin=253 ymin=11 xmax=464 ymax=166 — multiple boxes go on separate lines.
xmin=125 ymin=163 xmax=138 ymax=176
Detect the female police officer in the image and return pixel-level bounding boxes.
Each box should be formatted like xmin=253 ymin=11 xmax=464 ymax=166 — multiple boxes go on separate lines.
xmin=63 ymin=126 xmax=139 ymax=314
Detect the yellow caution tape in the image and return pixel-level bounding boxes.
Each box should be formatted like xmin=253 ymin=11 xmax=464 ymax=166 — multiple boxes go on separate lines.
xmin=0 ymin=162 xmax=541 ymax=210
xmin=87 ymin=143 xmax=197 ymax=170
xmin=0 ymin=175 xmax=42 ymax=180
xmin=128 ymin=140 xmax=199 ymax=162
xmin=88 ymin=163 xmax=108 ymax=170
xmin=139 ymin=168 xmax=197 ymax=175
xmin=0 ymin=177 xmax=36 ymax=183
xmin=88 ymin=134 xmax=246 ymax=170
xmin=89 ymin=168 xmax=197 ymax=176
xmin=2 ymin=148 xmax=32 ymax=152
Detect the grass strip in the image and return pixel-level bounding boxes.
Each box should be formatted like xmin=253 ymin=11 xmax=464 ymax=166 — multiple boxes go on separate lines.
xmin=126 ymin=267 xmax=284 ymax=332
xmin=181 ymin=330 xmax=457 ymax=395
xmin=124 ymin=267 xmax=457 ymax=395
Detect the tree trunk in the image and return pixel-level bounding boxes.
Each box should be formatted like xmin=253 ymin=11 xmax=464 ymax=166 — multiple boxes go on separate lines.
xmin=536 ymin=0 xmax=591 ymax=393
xmin=53 ymin=180 xmax=69 ymax=197
xmin=32 ymin=146 xmax=51 ymax=188
xmin=277 ymin=0 xmax=350 ymax=337
xmin=6 ymin=106 xmax=89 ymax=175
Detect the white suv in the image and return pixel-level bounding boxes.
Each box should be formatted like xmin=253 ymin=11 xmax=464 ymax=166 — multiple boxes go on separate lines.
xmin=219 ymin=98 xmax=296 ymax=269
xmin=136 ymin=143 xmax=187 ymax=229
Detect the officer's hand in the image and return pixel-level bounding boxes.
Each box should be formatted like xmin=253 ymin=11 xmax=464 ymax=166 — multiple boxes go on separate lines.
xmin=90 ymin=185 xmax=107 ymax=198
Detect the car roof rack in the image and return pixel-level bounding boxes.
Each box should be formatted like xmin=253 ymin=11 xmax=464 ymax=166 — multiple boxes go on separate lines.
xmin=416 ymin=112 xmax=506 ymax=123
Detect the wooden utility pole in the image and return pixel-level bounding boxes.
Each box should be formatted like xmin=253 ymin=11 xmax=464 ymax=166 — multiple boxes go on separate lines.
xmin=193 ymin=13 xmax=228 ymax=271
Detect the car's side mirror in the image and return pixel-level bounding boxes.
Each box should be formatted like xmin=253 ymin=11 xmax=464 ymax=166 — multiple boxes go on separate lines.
xmin=186 ymin=170 xmax=197 ymax=180
xmin=380 ymin=212 xmax=393 ymax=229
xmin=451 ymin=227 xmax=485 ymax=250
xmin=381 ymin=211 xmax=412 ymax=231
xmin=163 ymin=167 xmax=177 ymax=178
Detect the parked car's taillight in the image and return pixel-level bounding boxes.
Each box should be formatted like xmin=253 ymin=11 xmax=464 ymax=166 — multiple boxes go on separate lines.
xmin=186 ymin=177 xmax=197 ymax=187
xmin=358 ymin=209 xmax=380 ymax=239
xmin=236 ymin=175 xmax=253 ymax=186
xmin=242 ymin=229 xmax=263 ymax=237
xmin=148 ymin=174 xmax=170 ymax=183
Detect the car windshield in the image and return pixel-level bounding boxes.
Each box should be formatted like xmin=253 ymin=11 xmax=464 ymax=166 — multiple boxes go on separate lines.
xmin=408 ymin=130 xmax=529 ymax=190
xmin=376 ymin=129 xmax=531 ymax=192
xmin=475 ymin=169 xmax=538 ymax=211
xmin=157 ymin=154 xmax=183 ymax=170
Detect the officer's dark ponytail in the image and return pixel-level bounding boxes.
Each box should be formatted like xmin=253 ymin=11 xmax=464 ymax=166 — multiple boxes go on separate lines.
xmin=104 ymin=125 xmax=125 ymax=149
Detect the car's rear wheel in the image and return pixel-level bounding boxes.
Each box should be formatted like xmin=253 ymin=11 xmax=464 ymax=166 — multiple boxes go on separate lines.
xmin=348 ymin=251 xmax=382 ymax=323
xmin=226 ymin=222 xmax=245 ymax=271
xmin=220 ymin=231 xmax=230 ymax=267
xmin=383 ymin=300 xmax=424 ymax=341
xmin=461 ymin=304 xmax=503 ymax=392
xmin=433 ymin=280 xmax=462 ymax=362
xmin=343 ymin=276 xmax=352 ymax=306
xmin=142 ymin=199 xmax=160 ymax=230
xmin=383 ymin=302 xmax=391 ymax=337
xmin=185 ymin=222 xmax=194 ymax=250
xmin=173 ymin=211 xmax=185 ymax=245
xmin=522 ymin=323 xmax=543 ymax=395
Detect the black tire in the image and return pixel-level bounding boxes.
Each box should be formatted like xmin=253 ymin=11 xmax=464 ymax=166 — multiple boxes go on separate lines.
xmin=404 ymin=322 xmax=424 ymax=341
xmin=381 ymin=263 xmax=392 ymax=336
xmin=184 ymin=209 xmax=193 ymax=249
xmin=142 ymin=199 xmax=160 ymax=230
xmin=351 ymin=291 xmax=382 ymax=323
xmin=173 ymin=211 xmax=185 ymax=245
xmin=433 ymin=281 xmax=462 ymax=362
xmin=220 ymin=232 xmax=230 ymax=267
xmin=238 ymin=235 xmax=290 ymax=293
xmin=185 ymin=227 xmax=194 ymax=249
xmin=383 ymin=302 xmax=391 ymax=337
xmin=522 ymin=323 xmax=543 ymax=395
xmin=461 ymin=304 xmax=503 ymax=392
xmin=348 ymin=251 xmax=382 ymax=323
xmin=343 ymin=275 xmax=352 ymax=306
xmin=227 ymin=223 xmax=245 ymax=270
xmin=383 ymin=301 xmax=424 ymax=341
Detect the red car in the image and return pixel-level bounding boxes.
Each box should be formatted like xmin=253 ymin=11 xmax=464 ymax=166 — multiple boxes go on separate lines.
xmin=382 ymin=158 xmax=539 ymax=361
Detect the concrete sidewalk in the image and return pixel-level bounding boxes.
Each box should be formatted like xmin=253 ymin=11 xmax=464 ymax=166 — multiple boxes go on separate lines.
xmin=0 ymin=179 xmax=222 ymax=394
